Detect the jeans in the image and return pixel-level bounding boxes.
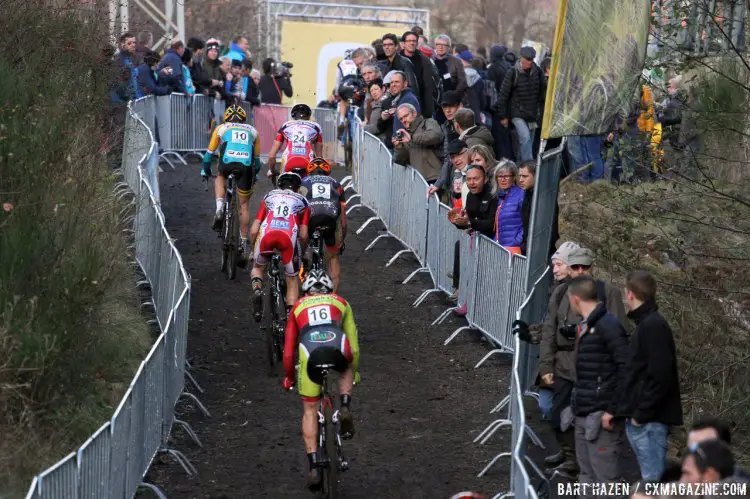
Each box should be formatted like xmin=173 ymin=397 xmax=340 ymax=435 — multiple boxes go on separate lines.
xmin=626 ymin=421 xmax=668 ymax=481
xmin=512 ymin=117 xmax=535 ymax=162
xmin=538 ymin=388 xmax=554 ymax=420
xmin=568 ymin=135 xmax=605 ymax=183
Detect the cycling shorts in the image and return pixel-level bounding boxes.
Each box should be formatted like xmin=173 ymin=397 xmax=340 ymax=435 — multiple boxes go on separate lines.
xmin=254 ymin=225 xmax=299 ymax=277
xmin=219 ymin=161 xmax=254 ymax=196
xmin=309 ymin=213 xmax=343 ymax=250
xmin=281 ymin=152 xmax=312 ymax=173
xmin=297 ymin=327 xmax=353 ymax=402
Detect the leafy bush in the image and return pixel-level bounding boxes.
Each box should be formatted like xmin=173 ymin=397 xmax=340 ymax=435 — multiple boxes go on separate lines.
xmin=0 ymin=0 xmax=150 ymax=494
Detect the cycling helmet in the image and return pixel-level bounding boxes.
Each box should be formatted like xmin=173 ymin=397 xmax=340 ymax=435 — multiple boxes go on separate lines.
xmin=224 ymin=104 xmax=247 ymax=123
xmin=449 ymin=493 xmax=485 ymax=499
xmin=302 ymin=268 xmax=334 ymax=294
xmin=277 ymin=171 xmax=302 ymax=191
xmin=307 ymin=157 xmax=332 ymax=176
xmin=291 ymin=104 xmax=312 ymax=120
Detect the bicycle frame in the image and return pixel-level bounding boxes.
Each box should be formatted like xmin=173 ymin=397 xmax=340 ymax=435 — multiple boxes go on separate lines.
xmin=317 ymin=370 xmax=348 ymax=496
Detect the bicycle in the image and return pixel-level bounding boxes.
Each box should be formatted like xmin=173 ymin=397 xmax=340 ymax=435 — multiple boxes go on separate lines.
xmin=262 ymin=253 xmax=287 ymax=372
xmin=300 ymin=227 xmax=328 ymax=281
xmin=314 ymin=366 xmax=349 ymax=498
xmin=205 ymin=171 xmax=242 ymax=280
xmin=339 ymin=98 xmax=355 ymax=171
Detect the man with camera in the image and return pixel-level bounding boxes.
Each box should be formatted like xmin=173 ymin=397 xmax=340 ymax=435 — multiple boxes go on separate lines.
xmin=392 ymin=103 xmax=444 ymax=183
xmin=259 ymin=57 xmax=293 ymax=104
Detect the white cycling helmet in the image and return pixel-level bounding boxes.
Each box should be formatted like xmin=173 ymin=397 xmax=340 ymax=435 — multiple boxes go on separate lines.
xmin=277 ymin=171 xmax=302 ymax=191
xmin=302 ymin=269 xmax=334 ymax=294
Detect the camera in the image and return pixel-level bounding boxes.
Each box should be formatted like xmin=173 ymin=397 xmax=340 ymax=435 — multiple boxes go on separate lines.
xmin=272 ymin=61 xmax=293 ymax=78
xmin=395 ymin=129 xmax=406 ymax=139
xmin=559 ymin=323 xmax=578 ymax=340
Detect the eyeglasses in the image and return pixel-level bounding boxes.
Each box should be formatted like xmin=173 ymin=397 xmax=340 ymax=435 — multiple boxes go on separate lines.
xmin=405 ymin=38 xmax=418 ymax=43
xmin=382 ymin=42 xmax=395 ymax=47
xmin=435 ymin=42 xmax=449 ymax=47
xmin=496 ymin=175 xmax=513 ymax=179
xmin=688 ymin=442 xmax=709 ymax=464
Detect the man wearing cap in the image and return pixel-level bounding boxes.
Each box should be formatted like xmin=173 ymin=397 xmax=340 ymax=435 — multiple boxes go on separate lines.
xmin=433 ymin=35 xmax=468 ymax=125
xmin=456 ymin=50 xmax=486 ymax=122
xmin=427 ymin=92 xmax=463 ymax=198
xmin=495 ymin=46 xmax=546 ymax=162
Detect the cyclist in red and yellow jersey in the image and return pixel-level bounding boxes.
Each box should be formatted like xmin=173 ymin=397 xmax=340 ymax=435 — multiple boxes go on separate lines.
xmin=282 ymin=269 xmax=360 ymax=492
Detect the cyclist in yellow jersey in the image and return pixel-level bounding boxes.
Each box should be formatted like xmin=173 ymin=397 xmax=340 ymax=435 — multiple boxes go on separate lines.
xmin=282 ymin=269 xmax=360 ymax=491
xmin=202 ymin=104 xmax=261 ymax=259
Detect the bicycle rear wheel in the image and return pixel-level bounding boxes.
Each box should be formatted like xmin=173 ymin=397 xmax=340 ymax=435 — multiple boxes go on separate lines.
xmin=272 ymin=279 xmax=286 ymax=363
xmin=227 ymin=199 xmax=240 ymax=280
xmin=324 ymin=404 xmax=340 ymax=498
xmin=262 ymin=277 xmax=278 ymax=373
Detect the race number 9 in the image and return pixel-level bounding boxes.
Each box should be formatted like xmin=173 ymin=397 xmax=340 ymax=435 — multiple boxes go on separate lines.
xmin=232 ymin=130 xmax=249 ymax=145
xmin=307 ymin=305 xmax=331 ymax=326
xmin=312 ymin=183 xmax=331 ymax=199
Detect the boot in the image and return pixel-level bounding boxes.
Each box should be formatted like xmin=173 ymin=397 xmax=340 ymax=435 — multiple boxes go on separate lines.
xmin=543 ymin=450 xmax=565 ymax=467
xmin=339 ymin=405 xmax=355 ymax=439
xmin=546 ymin=429 xmax=578 ymax=476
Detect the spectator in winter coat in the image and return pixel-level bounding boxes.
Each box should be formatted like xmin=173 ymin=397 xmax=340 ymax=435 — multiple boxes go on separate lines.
xmin=393 ymin=103 xmax=445 ymax=183
xmin=487 ymin=44 xmax=514 ymax=160
xmin=203 ymin=39 xmax=227 ymax=100
xmin=226 ymin=36 xmax=250 ymax=63
xmin=401 ymin=31 xmax=438 ymax=119
xmin=157 ymin=39 xmax=186 ymax=94
xmin=567 ymin=275 xmax=630 ymax=495
xmin=491 ymin=160 xmax=525 ymax=253
xmin=380 ymin=34 xmax=420 ymax=98
xmin=467 ymin=144 xmax=495 ymax=173
xmin=181 ymin=49 xmax=196 ymax=95
xmin=110 ymin=32 xmax=138 ymax=104
xmin=495 ymin=46 xmax=546 ymax=162
xmin=460 ymin=164 xmax=497 ymax=238
xmin=433 ymin=35 xmax=468 ymax=124
xmin=428 ymin=91 xmax=464 ymax=197
xmin=620 ymin=270 xmax=682 ymax=482
xmin=457 ymin=51 xmax=487 ymax=123
xmin=135 ymin=31 xmax=153 ymax=63
xmin=259 ymin=57 xmax=293 ymax=104
xmin=241 ymin=60 xmax=261 ymax=106
xmin=454 ymin=108 xmax=494 ymax=150
xmin=519 ymin=160 xmax=558 ymax=257
xmin=377 ymin=71 xmax=420 ymax=146
xmin=365 ymin=80 xmax=389 ymax=144
xmin=188 ymin=37 xmax=212 ymax=94
xmin=136 ymin=51 xmax=170 ymax=97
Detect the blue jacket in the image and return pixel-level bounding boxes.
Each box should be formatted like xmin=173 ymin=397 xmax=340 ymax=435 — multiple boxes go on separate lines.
xmin=225 ymin=43 xmax=246 ymax=63
xmin=109 ymin=51 xmax=138 ymax=104
xmin=391 ymin=88 xmax=420 ymax=137
xmin=494 ymin=185 xmax=525 ymax=247
xmin=136 ymin=63 xmax=170 ymax=98
xmin=156 ymin=49 xmax=186 ymax=93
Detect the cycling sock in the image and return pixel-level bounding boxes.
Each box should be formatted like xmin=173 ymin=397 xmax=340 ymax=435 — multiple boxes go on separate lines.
xmin=307 ymin=452 xmax=317 ymax=469
xmin=240 ymin=237 xmax=248 ymax=250
xmin=340 ymin=394 xmax=351 ymax=409
xmin=215 ymin=198 xmax=224 ymax=214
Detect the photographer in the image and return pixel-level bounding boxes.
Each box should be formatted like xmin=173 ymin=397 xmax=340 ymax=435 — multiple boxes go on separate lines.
xmin=392 ymin=103 xmax=444 ymax=183
xmin=259 ymin=57 xmax=293 ymax=104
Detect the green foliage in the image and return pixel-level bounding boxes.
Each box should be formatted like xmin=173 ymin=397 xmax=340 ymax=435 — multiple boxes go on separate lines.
xmin=0 ymin=0 xmax=150 ymax=494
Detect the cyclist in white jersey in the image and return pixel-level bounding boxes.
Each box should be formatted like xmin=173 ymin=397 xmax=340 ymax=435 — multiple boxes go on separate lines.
xmin=266 ymin=104 xmax=323 ymax=178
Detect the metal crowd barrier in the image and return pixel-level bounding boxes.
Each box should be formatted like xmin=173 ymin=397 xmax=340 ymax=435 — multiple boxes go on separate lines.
xmin=341 ymin=113 xmax=565 ymax=498
xmin=24 ymin=97 xmax=208 ymax=498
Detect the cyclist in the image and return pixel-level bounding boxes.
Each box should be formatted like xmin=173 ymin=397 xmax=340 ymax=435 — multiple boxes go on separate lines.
xmin=249 ymin=172 xmax=310 ymax=321
xmin=266 ymin=104 xmax=323 ymax=178
xmin=299 ymin=157 xmax=347 ymax=292
xmin=202 ymin=104 xmax=261 ymax=261
xmin=335 ymin=47 xmax=369 ymax=134
xmin=282 ymin=269 xmax=360 ymax=492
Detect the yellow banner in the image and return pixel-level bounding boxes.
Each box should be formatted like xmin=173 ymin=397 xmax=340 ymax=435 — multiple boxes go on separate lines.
xmin=279 ymin=21 xmax=403 ymax=107
xmin=542 ymin=0 xmax=652 ymax=139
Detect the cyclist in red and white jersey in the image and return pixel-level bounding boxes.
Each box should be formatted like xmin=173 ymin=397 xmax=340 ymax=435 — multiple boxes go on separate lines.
xmin=249 ymin=172 xmax=310 ymax=321
xmin=266 ymin=104 xmax=323 ymax=177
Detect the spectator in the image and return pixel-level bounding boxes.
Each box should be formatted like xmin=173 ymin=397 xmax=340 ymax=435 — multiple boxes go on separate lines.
xmin=135 ymin=31 xmax=153 ymax=62
xmin=393 ymin=104 xmax=444 ymax=183
xmin=259 ymin=57 xmax=293 ymax=104
xmin=454 ymin=108 xmax=494 ymax=150
xmin=359 ymin=62 xmax=384 ymax=121
xmin=567 ymin=248 xmax=627 ymax=323
xmin=226 ymin=36 xmax=250 ymax=63
xmin=681 ymin=439 xmax=736 ymax=484
xmin=476 ymin=45 xmax=488 ymax=60
xmin=377 ymin=71 xmax=420 ymax=146
xmin=136 ymin=50 xmax=170 ymax=98
xmin=242 ymin=60 xmax=260 ymax=106
xmin=658 ymin=75 xmax=685 ymax=151
xmin=449 ymin=164 xmax=497 ymax=239
xmin=487 ymin=44 xmax=514 ymax=160
xmin=187 ymin=37 xmax=205 ymax=58
xmin=401 ymin=31 xmax=438 ymax=119
xmin=619 ymin=270 xmax=682 ymax=482
xmin=456 ymin=51 xmax=488 ymax=122
xmin=110 ymin=32 xmax=138 ymax=104
xmin=157 ymin=39 xmax=186 ymax=94
xmin=688 ymin=417 xmax=750 ymax=480
xmin=380 ymin=34 xmax=420 ymax=97
xmin=187 ymin=37 xmax=212 ymax=94
xmin=491 ymin=160 xmax=525 ymax=254
xmin=428 ymin=91 xmax=463 ymax=196
xmin=204 ymin=38 xmax=227 ymax=100
xmin=433 ymin=35 xmax=468 ymax=123
xmin=181 ymin=48 xmax=196 ymax=95
xmin=518 ymin=161 xmax=559 ymax=256
xmin=453 ymin=42 xmax=470 ymax=56
xmin=225 ymin=59 xmax=246 ymax=103
xmin=568 ymin=133 xmax=606 ymax=184
xmin=466 ymin=144 xmax=495 ymax=172
xmin=495 ymin=46 xmax=546 ymax=162
xmin=250 ymin=69 xmax=261 ymax=88
xmin=364 ymin=80 xmax=389 ymax=143
xmin=446 ymin=139 xmax=470 ymax=208
xmin=567 ymin=275 xmax=630 ymax=496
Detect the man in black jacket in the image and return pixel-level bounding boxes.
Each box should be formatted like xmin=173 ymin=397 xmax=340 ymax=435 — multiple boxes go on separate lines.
xmin=620 ymin=270 xmax=682 ymax=482
xmin=401 ymin=31 xmax=438 ymax=119
xmin=495 ymin=46 xmax=546 ymax=162
xmin=519 ymin=161 xmax=558 ymax=257
xmin=487 ymin=44 xmax=514 ymax=160
xmin=381 ymin=34 xmax=420 ymax=102
xmin=568 ymin=276 xmax=629 ymax=495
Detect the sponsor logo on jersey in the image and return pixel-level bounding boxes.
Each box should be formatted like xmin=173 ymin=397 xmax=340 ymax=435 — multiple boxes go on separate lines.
xmin=226 ymin=150 xmax=250 ymax=159
xmin=308 ymin=330 xmax=337 ymax=343
xmin=270 ymin=219 xmax=290 ymax=230
xmin=291 ymin=146 xmax=307 ymax=155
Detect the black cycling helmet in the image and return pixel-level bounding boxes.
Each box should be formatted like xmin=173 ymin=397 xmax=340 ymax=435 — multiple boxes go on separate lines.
xmin=277 ymin=171 xmax=302 ymax=191
xmin=291 ymin=103 xmax=312 ymax=120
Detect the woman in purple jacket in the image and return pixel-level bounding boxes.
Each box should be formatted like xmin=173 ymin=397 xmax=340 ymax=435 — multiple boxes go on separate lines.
xmin=491 ymin=160 xmax=525 ymax=254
